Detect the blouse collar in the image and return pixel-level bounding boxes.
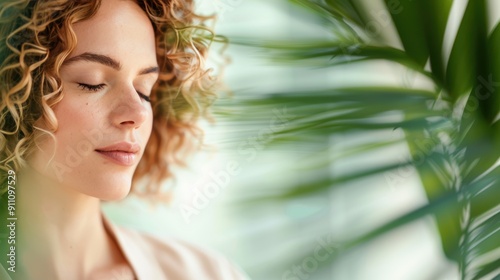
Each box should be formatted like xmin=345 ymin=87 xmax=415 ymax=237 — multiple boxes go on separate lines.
xmin=101 ymin=212 xmax=165 ymax=280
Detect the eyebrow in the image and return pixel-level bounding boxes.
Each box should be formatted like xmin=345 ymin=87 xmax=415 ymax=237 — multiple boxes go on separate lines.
xmin=63 ymin=52 xmax=159 ymax=75
xmin=139 ymin=66 xmax=159 ymax=75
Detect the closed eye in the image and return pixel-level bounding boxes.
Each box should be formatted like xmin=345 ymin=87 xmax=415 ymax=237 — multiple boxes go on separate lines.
xmin=77 ymin=83 xmax=105 ymax=92
xmin=78 ymin=83 xmax=150 ymax=102
xmin=137 ymin=91 xmax=151 ymax=102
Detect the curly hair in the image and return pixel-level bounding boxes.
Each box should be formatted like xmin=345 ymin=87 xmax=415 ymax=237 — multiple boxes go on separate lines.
xmin=0 ymin=0 xmax=220 ymax=197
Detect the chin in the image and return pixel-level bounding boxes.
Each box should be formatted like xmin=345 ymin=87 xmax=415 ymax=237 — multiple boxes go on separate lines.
xmin=98 ymin=187 xmax=131 ymax=201
xmin=78 ymin=176 xmax=133 ymax=201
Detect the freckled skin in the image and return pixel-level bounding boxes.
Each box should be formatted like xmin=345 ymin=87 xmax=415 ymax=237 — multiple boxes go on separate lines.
xmin=17 ymin=1 xmax=160 ymax=279
xmin=29 ymin=0 xmax=158 ymax=201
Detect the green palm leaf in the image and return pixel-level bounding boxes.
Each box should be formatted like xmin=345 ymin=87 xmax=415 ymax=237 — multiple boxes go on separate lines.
xmin=217 ymin=0 xmax=500 ymax=278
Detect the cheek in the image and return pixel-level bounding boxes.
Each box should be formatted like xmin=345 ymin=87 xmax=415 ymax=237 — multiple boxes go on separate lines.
xmin=53 ymin=97 xmax=98 ymax=136
xmin=146 ymin=112 xmax=154 ymax=134
xmin=50 ymin=95 xmax=107 ymax=162
xmin=140 ymin=108 xmax=154 ymax=140
xmin=29 ymin=95 xmax=101 ymax=178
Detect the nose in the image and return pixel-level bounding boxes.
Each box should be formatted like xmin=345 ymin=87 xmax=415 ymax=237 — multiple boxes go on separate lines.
xmin=110 ymin=86 xmax=149 ymax=129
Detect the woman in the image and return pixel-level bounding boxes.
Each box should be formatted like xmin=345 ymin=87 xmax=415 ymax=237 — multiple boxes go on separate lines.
xmin=0 ymin=0 xmax=248 ymax=279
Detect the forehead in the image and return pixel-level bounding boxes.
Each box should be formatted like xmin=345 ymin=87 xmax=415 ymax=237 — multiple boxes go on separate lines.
xmin=68 ymin=0 xmax=157 ymax=66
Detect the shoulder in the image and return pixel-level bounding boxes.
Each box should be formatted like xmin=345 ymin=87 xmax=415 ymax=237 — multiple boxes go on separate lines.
xmin=106 ymin=218 xmax=250 ymax=280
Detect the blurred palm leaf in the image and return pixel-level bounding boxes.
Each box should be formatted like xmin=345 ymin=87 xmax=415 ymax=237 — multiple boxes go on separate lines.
xmin=216 ymin=0 xmax=500 ymax=278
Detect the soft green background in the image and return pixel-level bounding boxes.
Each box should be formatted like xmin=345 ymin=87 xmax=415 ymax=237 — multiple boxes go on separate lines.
xmin=104 ymin=0 xmax=500 ymax=279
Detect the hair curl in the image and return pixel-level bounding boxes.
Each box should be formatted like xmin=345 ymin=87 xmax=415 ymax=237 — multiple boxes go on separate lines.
xmin=0 ymin=0 xmax=220 ymax=198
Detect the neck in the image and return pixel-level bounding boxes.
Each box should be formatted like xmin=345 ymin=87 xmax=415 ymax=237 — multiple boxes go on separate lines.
xmin=14 ymin=165 xmax=124 ymax=279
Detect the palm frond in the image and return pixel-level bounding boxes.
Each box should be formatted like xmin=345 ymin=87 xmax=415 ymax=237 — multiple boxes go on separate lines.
xmin=218 ymin=0 xmax=500 ymax=278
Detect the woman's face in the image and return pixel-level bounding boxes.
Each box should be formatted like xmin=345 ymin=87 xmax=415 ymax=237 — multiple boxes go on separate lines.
xmin=29 ymin=0 xmax=158 ymax=200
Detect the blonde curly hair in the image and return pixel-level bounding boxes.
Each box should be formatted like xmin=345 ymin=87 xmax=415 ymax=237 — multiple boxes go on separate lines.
xmin=0 ymin=0 xmax=219 ymax=197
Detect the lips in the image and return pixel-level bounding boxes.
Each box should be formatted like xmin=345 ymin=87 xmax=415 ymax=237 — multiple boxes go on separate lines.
xmin=95 ymin=142 xmax=140 ymax=166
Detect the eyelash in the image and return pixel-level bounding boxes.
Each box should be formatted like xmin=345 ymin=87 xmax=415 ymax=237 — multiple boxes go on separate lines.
xmin=137 ymin=92 xmax=151 ymax=102
xmin=77 ymin=83 xmax=151 ymax=102
xmin=78 ymin=83 xmax=105 ymax=92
